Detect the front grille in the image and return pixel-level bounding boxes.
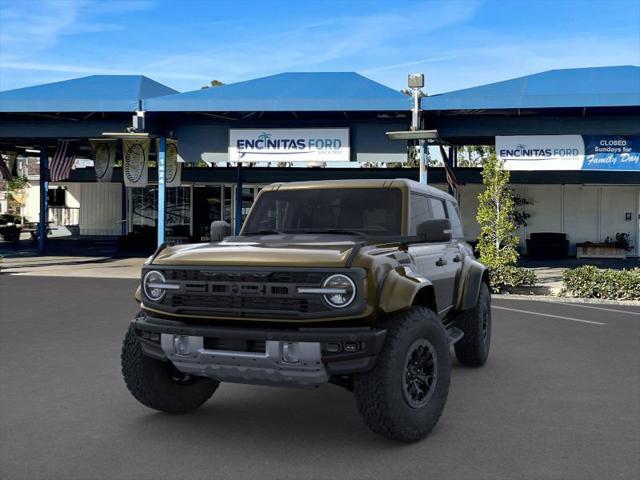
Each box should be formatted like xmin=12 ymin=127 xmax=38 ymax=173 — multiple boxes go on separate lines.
xmin=169 ymin=294 xmax=323 ymax=314
xmin=150 ymin=268 xmax=363 ymax=319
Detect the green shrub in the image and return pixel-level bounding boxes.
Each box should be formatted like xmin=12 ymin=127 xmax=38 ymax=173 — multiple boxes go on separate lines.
xmin=561 ymin=266 xmax=640 ymax=300
xmin=489 ymin=265 xmax=537 ymax=293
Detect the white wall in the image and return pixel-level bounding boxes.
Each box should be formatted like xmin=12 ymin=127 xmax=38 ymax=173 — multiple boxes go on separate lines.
xmin=78 ymin=183 xmax=122 ymax=235
xmin=22 ymin=182 xmax=40 ymax=222
xmin=457 ymin=183 xmax=640 ymax=256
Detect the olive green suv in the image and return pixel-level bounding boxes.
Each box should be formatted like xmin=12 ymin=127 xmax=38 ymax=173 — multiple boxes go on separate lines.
xmin=121 ymin=179 xmax=491 ymax=442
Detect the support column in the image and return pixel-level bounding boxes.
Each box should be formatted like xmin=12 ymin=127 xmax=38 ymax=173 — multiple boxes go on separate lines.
xmin=157 ymin=137 xmax=166 ymax=247
xmin=235 ymin=162 xmax=243 ymax=235
xmin=38 ymin=146 xmax=48 ymax=254
xmin=121 ymin=183 xmax=127 ymax=236
xmin=419 ymin=139 xmax=427 ymax=184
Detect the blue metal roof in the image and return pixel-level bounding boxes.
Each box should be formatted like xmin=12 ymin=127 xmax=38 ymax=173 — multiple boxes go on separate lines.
xmin=145 ymin=72 xmax=410 ymax=112
xmin=0 ymin=75 xmax=178 ymax=113
xmin=421 ymin=66 xmax=640 ymax=111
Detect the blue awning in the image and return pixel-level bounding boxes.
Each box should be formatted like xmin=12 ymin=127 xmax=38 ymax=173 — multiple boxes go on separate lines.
xmin=421 ymin=66 xmax=640 ymax=111
xmin=145 ymin=72 xmax=410 ymax=112
xmin=0 ymin=75 xmax=178 ymax=113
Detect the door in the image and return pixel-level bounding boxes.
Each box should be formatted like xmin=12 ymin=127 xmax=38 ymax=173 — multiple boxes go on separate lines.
xmin=193 ymin=186 xmax=221 ymax=242
xmin=409 ymin=242 xmax=455 ymax=315
xmin=600 ymin=186 xmax=639 ymax=257
xmin=408 ymin=193 xmax=459 ymax=315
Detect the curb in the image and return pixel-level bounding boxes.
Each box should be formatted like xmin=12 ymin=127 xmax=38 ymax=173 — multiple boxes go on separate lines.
xmin=493 ymin=293 xmax=640 ymax=307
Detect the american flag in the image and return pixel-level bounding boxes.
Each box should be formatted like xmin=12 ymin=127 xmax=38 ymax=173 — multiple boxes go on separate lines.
xmin=439 ymin=145 xmax=458 ymax=193
xmin=0 ymin=156 xmax=12 ymax=181
xmin=50 ymin=140 xmax=77 ymax=182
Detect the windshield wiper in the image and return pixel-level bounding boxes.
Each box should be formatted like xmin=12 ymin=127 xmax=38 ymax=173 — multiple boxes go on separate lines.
xmin=243 ymin=229 xmax=284 ymax=236
xmin=303 ymin=229 xmax=368 ymax=237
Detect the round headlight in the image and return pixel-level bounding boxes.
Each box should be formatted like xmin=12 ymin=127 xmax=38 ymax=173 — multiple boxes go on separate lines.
xmin=143 ymin=270 xmax=166 ymax=302
xmin=322 ymin=274 xmax=356 ymax=308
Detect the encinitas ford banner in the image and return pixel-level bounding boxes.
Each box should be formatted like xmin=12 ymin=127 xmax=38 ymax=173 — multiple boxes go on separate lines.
xmin=229 ymin=128 xmax=350 ymax=162
xmin=497 ymin=135 xmax=640 ymax=171
xmin=582 ymin=135 xmax=640 ymax=171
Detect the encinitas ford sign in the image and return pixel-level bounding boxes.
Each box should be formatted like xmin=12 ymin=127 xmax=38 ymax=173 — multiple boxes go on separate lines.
xmin=229 ymin=128 xmax=350 ymax=162
xmin=497 ymin=135 xmax=640 ymax=171
xmin=496 ymin=135 xmax=584 ymax=170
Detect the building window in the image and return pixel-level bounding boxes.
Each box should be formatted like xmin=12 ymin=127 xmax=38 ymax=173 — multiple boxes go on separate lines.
xmin=130 ymin=186 xmax=192 ymax=237
xmin=48 ymin=188 xmax=66 ymax=207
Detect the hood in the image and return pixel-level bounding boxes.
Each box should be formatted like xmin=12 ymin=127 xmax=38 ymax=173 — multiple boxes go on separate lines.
xmin=152 ymin=234 xmax=359 ymax=268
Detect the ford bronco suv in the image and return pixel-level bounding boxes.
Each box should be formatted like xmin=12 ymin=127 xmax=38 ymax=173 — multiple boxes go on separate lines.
xmin=122 ymin=179 xmax=491 ymax=442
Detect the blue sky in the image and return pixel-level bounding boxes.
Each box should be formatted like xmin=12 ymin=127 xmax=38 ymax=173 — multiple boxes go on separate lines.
xmin=0 ymin=0 xmax=638 ymax=93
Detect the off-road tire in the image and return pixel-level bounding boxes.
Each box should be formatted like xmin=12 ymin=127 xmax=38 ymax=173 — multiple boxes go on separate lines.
xmin=454 ymin=282 xmax=491 ymax=366
xmin=353 ymin=306 xmax=451 ymax=442
xmin=121 ymin=325 xmax=219 ymax=413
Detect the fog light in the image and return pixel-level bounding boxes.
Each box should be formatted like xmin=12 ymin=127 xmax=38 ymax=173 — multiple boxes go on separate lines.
xmin=173 ymin=335 xmax=190 ymax=356
xmin=282 ymin=342 xmax=300 ymax=364
xmin=344 ymin=342 xmax=359 ymax=352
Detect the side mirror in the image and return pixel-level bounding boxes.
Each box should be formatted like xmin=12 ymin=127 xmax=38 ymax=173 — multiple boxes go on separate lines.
xmin=417 ymin=219 xmax=452 ymax=243
xmin=210 ymin=220 xmax=231 ymax=242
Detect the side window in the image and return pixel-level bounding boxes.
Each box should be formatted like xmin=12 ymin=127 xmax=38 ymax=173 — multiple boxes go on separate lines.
xmin=428 ymin=197 xmax=447 ymax=220
xmin=409 ymin=193 xmax=431 ymax=234
xmin=446 ymin=201 xmax=464 ymax=238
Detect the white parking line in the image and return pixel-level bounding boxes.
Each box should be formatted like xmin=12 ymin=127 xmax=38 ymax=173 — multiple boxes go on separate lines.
xmin=493 ymin=305 xmax=606 ymax=326
xmin=555 ymin=302 xmax=640 ymax=316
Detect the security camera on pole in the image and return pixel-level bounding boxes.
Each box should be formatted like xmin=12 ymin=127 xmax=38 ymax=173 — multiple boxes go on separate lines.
xmin=408 ymin=73 xmax=426 ymax=184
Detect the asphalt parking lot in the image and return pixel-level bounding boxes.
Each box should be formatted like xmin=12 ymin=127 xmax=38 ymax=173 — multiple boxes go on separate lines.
xmin=1 ymin=275 xmax=638 ymax=480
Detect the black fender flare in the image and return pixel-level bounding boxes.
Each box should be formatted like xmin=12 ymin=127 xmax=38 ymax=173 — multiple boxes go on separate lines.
xmin=455 ymin=257 xmax=489 ymax=311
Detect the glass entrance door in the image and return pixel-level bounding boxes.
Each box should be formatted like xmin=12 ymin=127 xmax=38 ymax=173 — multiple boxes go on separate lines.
xmin=192 ymin=186 xmax=232 ymax=242
xmin=231 ymin=185 xmax=265 ymax=230
xmin=192 ymin=184 xmax=264 ymax=241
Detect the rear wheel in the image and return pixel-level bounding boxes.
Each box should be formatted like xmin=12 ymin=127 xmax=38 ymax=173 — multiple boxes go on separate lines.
xmin=454 ymin=282 xmax=491 ymax=366
xmin=121 ymin=325 xmax=219 ymax=413
xmin=353 ymin=306 xmax=451 ymax=442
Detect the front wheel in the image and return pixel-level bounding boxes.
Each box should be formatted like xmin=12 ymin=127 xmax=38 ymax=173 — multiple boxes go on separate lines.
xmin=454 ymin=282 xmax=491 ymax=366
xmin=353 ymin=306 xmax=451 ymax=442
xmin=121 ymin=325 xmax=219 ymax=413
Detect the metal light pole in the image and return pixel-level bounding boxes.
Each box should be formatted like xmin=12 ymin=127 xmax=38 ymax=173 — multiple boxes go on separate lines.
xmin=408 ymin=73 xmax=426 ymax=184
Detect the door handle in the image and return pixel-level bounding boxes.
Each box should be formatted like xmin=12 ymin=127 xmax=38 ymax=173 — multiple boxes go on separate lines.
xmin=453 ymin=255 xmax=461 ymax=263
xmin=436 ymin=257 xmax=447 ymax=267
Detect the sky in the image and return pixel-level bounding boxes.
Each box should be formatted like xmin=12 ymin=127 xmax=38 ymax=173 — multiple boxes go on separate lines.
xmin=0 ymin=0 xmax=639 ymax=94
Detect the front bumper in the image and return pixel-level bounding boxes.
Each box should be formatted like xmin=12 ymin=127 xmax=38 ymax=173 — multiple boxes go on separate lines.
xmin=133 ymin=313 xmax=386 ymax=388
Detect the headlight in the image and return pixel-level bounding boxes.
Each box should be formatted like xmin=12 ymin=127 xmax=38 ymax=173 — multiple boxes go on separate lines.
xmin=322 ymin=274 xmax=356 ymax=308
xmin=143 ymin=270 xmax=166 ymax=302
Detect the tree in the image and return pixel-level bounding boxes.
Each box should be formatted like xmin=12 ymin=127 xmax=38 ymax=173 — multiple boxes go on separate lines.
xmin=457 ymin=145 xmax=495 ymax=167
xmin=201 ymin=80 xmax=225 ymax=89
xmin=475 ymin=153 xmax=536 ymax=292
xmin=476 ymin=153 xmax=519 ymax=269
xmin=5 ymin=175 xmax=29 ymax=214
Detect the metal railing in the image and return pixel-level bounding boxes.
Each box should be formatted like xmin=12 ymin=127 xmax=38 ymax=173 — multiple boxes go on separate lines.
xmin=48 ymin=207 xmax=79 ymax=226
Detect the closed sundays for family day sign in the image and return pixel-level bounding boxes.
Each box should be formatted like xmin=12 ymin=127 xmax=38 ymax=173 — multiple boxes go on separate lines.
xmin=229 ymin=128 xmax=350 ymax=162
xmin=497 ymin=135 xmax=640 ymax=171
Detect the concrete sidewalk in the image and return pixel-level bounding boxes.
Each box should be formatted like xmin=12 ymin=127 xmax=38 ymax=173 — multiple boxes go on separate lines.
xmin=0 ymin=255 xmax=145 ymax=278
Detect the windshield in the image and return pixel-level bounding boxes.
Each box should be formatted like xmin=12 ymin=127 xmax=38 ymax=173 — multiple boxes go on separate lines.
xmin=242 ymin=188 xmax=402 ymax=236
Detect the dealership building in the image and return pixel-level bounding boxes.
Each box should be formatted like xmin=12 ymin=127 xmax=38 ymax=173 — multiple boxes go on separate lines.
xmin=0 ymin=65 xmax=638 ymax=257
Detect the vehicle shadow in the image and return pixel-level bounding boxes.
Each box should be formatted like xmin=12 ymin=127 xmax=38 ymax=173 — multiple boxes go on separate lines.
xmin=126 ymin=375 xmax=454 ymax=451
